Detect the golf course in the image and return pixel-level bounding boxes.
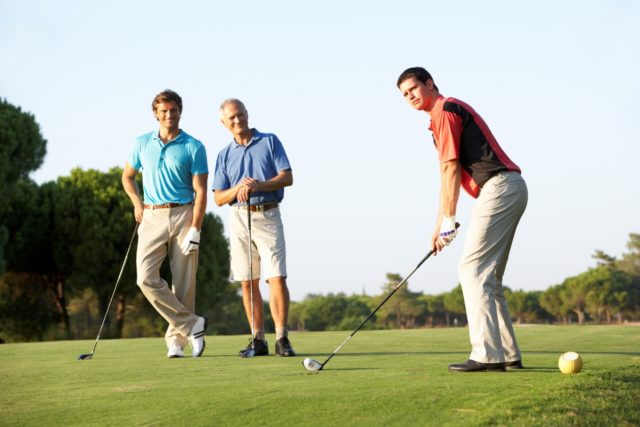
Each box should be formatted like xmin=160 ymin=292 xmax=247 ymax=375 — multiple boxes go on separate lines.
xmin=1 ymin=325 xmax=638 ymax=426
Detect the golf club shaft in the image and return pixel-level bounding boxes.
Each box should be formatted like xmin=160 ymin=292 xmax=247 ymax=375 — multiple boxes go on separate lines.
xmin=247 ymin=200 xmax=255 ymax=346
xmin=321 ymin=249 xmax=435 ymax=367
xmin=88 ymin=223 xmax=138 ymax=355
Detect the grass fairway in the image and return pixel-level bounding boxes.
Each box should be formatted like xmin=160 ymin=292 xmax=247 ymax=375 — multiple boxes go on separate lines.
xmin=1 ymin=325 xmax=638 ymax=426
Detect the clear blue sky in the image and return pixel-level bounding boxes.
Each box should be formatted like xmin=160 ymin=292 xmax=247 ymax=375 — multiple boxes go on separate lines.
xmin=1 ymin=0 xmax=639 ymax=301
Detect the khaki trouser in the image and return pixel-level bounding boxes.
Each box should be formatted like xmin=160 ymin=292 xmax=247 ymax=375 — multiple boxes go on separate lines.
xmin=229 ymin=205 xmax=287 ymax=281
xmin=136 ymin=205 xmax=199 ymax=349
xmin=458 ymin=171 xmax=528 ymax=364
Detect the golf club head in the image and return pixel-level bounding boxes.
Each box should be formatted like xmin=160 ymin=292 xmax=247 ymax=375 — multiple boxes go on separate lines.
xmin=77 ymin=353 xmax=93 ymax=360
xmin=302 ymin=358 xmax=323 ymax=372
xmin=239 ymin=348 xmax=256 ymax=358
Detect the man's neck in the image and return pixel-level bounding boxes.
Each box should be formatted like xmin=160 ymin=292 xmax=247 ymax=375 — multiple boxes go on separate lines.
xmin=159 ymin=126 xmax=180 ymax=143
xmin=234 ymin=128 xmax=254 ymax=146
xmin=425 ymin=93 xmax=442 ymax=115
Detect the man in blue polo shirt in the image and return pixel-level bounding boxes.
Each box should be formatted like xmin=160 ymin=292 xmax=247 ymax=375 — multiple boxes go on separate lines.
xmin=213 ymin=98 xmax=295 ymax=357
xmin=122 ymin=89 xmax=209 ymax=358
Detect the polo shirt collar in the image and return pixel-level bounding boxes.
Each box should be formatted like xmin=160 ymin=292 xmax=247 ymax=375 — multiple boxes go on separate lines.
xmin=153 ymin=129 xmax=184 ymax=144
xmin=428 ymin=95 xmax=446 ymax=131
xmin=233 ymin=128 xmax=261 ymax=149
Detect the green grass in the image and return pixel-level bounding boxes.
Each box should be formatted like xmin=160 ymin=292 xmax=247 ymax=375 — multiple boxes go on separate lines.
xmin=1 ymin=325 xmax=638 ymax=426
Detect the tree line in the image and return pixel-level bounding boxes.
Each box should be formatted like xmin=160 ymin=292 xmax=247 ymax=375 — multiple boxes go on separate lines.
xmin=1 ymin=98 xmax=639 ymax=343
xmin=288 ymin=243 xmax=640 ymax=331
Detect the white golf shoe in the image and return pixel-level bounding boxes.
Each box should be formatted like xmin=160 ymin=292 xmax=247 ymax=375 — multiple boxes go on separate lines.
xmin=188 ymin=316 xmax=208 ymax=357
xmin=167 ymin=343 xmax=184 ymax=358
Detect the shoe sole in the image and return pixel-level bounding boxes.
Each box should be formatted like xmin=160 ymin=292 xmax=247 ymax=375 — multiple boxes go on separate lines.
xmin=238 ymin=351 xmax=269 ymax=357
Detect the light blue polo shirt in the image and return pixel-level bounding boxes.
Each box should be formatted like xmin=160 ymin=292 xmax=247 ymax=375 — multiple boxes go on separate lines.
xmin=212 ymin=129 xmax=291 ymax=206
xmin=128 ymin=130 xmax=208 ymax=205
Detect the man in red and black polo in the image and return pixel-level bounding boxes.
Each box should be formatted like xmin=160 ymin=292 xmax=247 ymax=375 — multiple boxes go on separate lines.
xmin=397 ymin=67 xmax=528 ymax=372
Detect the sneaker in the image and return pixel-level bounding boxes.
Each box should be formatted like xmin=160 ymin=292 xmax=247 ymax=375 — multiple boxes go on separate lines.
xmin=188 ymin=316 xmax=208 ymax=357
xmin=167 ymin=343 xmax=184 ymax=358
xmin=238 ymin=338 xmax=269 ymax=357
xmin=275 ymin=336 xmax=296 ymax=357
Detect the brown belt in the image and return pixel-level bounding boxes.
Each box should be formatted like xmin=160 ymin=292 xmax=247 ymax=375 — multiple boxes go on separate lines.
xmin=247 ymin=202 xmax=279 ymax=212
xmin=144 ymin=202 xmax=193 ymax=210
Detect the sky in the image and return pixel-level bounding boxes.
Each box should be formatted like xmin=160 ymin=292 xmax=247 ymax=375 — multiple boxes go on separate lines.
xmin=1 ymin=0 xmax=639 ymax=302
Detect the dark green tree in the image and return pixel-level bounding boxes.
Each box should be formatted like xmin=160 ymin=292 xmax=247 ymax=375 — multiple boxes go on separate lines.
xmin=419 ymin=294 xmax=446 ymax=327
xmin=443 ymin=284 xmax=466 ymax=326
xmin=295 ymin=293 xmax=371 ymax=331
xmin=376 ymin=273 xmax=424 ymax=329
xmin=540 ymin=284 xmax=572 ymax=323
xmin=194 ymin=213 xmax=244 ymax=334
xmin=0 ymin=99 xmax=47 ymax=274
xmin=505 ymin=288 xmax=546 ymax=324
xmin=0 ymin=272 xmax=57 ymax=342
xmin=2 ymin=179 xmax=64 ymax=337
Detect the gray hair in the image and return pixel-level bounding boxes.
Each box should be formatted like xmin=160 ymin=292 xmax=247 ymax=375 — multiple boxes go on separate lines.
xmin=219 ymin=98 xmax=247 ymax=117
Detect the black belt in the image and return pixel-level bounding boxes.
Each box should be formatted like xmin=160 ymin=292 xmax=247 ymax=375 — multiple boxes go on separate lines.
xmin=144 ymin=202 xmax=192 ymax=210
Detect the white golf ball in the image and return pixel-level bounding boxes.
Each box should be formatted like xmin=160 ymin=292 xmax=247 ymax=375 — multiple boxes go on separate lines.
xmin=558 ymin=351 xmax=583 ymax=374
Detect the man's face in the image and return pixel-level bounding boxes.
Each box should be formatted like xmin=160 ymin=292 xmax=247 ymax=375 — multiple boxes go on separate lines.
xmin=399 ymin=77 xmax=434 ymax=112
xmin=220 ymin=102 xmax=250 ymax=138
xmin=154 ymin=101 xmax=181 ymax=130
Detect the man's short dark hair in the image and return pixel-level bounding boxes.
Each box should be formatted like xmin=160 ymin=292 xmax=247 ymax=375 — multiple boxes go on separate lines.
xmin=396 ymin=67 xmax=439 ymax=91
xmin=152 ymin=89 xmax=183 ymax=113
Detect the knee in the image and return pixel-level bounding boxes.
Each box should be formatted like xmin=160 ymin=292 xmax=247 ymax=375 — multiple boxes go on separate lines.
xmin=458 ymin=257 xmax=473 ymax=283
xmin=267 ymin=276 xmax=287 ymax=288
xmin=137 ymin=276 xmax=165 ymax=291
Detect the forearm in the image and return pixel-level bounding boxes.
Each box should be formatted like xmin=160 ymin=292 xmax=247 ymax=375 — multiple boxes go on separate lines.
xmin=213 ymin=186 xmax=240 ymax=207
xmin=122 ymin=174 xmax=143 ymax=209
xmin=191 ymin=174 xmax=208 ymax=229
xmin=439 ymin=161 xmax=461 ymax=218
xmin=256 ymin=170 xmax=293 ymax=192
xmin=190 ymin=191 xmax=206 ymax=230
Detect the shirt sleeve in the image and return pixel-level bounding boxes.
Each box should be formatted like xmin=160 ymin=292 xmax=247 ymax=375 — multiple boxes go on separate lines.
xmin=432 ymin=110 xmax=463 ymax=164
xmin=191 ymin=143 xmax=209 ymax=175
xmin=270 ymin=135 xmax=292 ymax=172
xmin=128 ymin=137 xmax=143 ymax=170
xmin=212 ymin=151 xmax=230 ymax=191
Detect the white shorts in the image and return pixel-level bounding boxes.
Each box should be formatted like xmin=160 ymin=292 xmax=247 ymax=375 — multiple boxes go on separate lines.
xmin=229 ymin=205 xmax=287 ymax=281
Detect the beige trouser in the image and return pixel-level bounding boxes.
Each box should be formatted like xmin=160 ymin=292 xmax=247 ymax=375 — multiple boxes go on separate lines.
xmin=458 ymin=171 xmax=528 ymax=364
xmin=136 ymin=205 xmax=199 ymax=349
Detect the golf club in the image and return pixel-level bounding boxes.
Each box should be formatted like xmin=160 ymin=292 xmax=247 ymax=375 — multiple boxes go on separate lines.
xmin=240 ymin=199 xmax=256 ymax=358
xmin=303 ymin=224 xmax=459 ymax=372
xmin=78 ymin=223 xmax=139 ymax=360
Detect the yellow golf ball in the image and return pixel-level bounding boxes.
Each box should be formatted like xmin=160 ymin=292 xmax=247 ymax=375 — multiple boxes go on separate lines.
xmin=558 ymin=351 xmax=583 ymax=374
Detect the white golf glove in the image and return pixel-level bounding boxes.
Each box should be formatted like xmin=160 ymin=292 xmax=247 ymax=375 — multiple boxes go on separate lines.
xmin=181 ymin=227 xmax=201 ymax=255
xmin=438 ymin=216 xmax=458 ymax=247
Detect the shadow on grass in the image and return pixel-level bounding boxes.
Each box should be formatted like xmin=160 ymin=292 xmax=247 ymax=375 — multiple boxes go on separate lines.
xmin=524 ymin=350 xmax=640 ymax=357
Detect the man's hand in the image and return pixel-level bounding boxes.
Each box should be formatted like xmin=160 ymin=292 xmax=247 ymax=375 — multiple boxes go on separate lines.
xmin=236 ymin=177 xmax=258 ymax=203
xmin=437 ymin=215 xmax=458 ymax=247
xmin=181 ymin=227 xmax=201 ymax=255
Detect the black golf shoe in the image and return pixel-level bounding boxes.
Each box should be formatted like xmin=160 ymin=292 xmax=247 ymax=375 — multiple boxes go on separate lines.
xmin=275 ymin=336 xmax=296 ymax=357
xmin=505 ymin=360 xmax=524 ymax=370
xmin=238 ymin=338 xmax=269 ymax=357
xmin=448 ymin=359 xmax=506 ymax=372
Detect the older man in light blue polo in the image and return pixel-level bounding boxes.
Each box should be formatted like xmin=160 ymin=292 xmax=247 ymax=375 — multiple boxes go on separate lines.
xmin=213 ymin=98 xmax=295 ymax=358
xmin=122 ymin=89 xmax=209 ymax=358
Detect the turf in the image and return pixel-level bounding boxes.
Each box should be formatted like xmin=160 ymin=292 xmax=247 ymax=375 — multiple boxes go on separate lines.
xmin=0 ymin=325 xmax=638 ymax=426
